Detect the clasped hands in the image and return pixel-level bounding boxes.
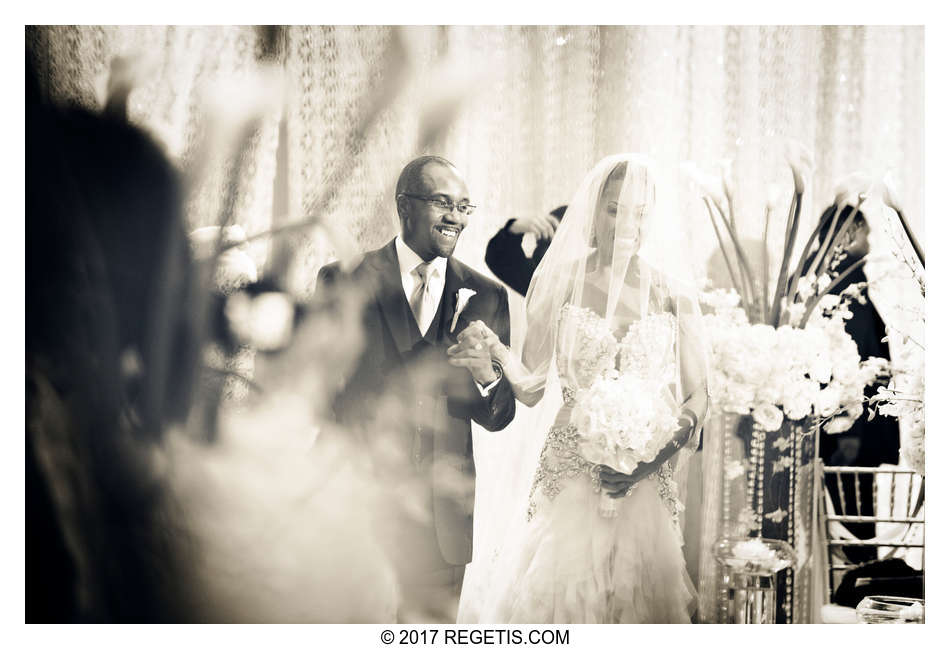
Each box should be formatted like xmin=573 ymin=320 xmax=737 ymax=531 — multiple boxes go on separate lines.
xmin=600 ymin=413 xmax=696 ymax=498
xmin=599 ymin=462 xmax=660 ymax=499
xmin=447 ymin=320 xmax=508 ymax=386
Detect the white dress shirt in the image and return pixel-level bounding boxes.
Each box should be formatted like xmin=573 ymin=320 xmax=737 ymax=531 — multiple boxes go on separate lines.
xmin=393 ymin=236 xmax=499 ymax=395
xmin=395 ymin=235 xmax=446 ymax=335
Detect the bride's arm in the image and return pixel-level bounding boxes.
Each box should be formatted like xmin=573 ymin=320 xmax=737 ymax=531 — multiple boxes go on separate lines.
xmin=649 ymin=306 xmax=709 ymax=461
xmin=493 ymin=345 xmax=546 ymax=407
xmin=458 ymin=320 xmax=547 ymax=407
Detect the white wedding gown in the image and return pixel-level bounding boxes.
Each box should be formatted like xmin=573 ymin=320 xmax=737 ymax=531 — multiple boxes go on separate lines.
xmin=478 ymin=304 xmax=696 ymax=623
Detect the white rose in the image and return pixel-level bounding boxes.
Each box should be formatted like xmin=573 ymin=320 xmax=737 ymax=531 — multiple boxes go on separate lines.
xmin=753 ymin=403 xmax=784 ymax=432
xmin=782 ymin=380 xmax=817 ymax=420
xmin=785 ymin=302 xmax=806 ymax=327
xmin=808 ymin=353 xmax=833 ymax=385
xmin=796 ymin=275 xmax=816 ymax=301
xmin=825 ymin=415 xmax=857 ymax=434
xmin=819 ymin=293 xmax=841 ymax=314
xmin=816 ymin=386 xmax=843 ymax=417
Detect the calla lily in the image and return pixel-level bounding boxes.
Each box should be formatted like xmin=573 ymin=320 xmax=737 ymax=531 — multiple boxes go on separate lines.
xmin=832 ymin=171 xmax=873 ymax=206
xmin=879 ymin=170 xmax=924 ymax=269
xmin=765 ymin=182 xmax=782 ymax=214
xmin=682 ymin=161 xmax=728 ymax=213
xmin=881 ymin=171 xmax=903 ymax=214
xmin=784 ymin=139 xmax=814 ymax=194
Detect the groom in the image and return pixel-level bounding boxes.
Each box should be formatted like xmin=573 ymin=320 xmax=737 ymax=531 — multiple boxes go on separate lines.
xmin=318 ymin=155 xmax=516 ymax=622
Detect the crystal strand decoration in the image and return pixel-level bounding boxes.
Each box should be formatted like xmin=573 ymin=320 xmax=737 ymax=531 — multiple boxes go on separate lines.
xmin=785 ymin=421 xmax=798 ymax=623
xmin=746 ymin=423 xmax=759 ymax=533
xmin=754 ymin=424 xmax=767 ymax=534
xmin=718 ymin=413 xmax=735 ymax=622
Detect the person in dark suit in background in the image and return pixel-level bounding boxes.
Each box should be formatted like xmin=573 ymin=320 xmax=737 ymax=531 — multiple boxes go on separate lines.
xmin=812 ymin=206 xmax=898 ymax=469
xmin=485 ymin=205 xmax=566 ymax=296
xmin=318 ymin=155 xmax=517 ymax=622
xmin=807 ymin=205 xmax=900 ymax=565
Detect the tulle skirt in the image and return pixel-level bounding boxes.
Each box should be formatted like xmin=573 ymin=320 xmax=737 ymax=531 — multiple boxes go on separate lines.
xmin=485 ymin=470 xmax=696 ymax=624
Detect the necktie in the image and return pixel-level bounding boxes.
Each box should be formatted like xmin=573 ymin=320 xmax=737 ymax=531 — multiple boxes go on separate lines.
xmin=409 ymin=261 xmax=434 ymax=334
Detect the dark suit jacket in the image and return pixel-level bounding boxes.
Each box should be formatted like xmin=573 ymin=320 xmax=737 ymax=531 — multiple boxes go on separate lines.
xmin=485 ymin=207 xmax=565 ymax=296
xmin=318 ymin=239 xmax=516 ymax=566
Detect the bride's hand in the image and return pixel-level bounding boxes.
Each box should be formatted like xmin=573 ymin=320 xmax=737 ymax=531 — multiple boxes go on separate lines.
xmin=455 ymin=320 xmax=510 ymax=367
xmin=599 ymin=462 xmax=657 ymax=499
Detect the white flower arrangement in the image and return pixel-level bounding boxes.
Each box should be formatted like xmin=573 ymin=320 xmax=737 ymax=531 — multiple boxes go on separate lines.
xmin=571 ymin=372 xmax=680 ymax=474
xmin=702 ymin=292 xmax=888 ymax=429
xmin=723 ymin=538 xmax=793 ymax=573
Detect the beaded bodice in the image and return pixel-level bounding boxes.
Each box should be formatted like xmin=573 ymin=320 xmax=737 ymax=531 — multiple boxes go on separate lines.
xmin=527 ymin=304 xmax=684 ymax=524
xmin=556 ymin=304 xmax=676 ymax=405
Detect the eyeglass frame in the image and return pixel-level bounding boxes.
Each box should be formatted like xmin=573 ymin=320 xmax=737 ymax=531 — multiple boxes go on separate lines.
xmin=399 ymin=192 xmax=477 ymax=216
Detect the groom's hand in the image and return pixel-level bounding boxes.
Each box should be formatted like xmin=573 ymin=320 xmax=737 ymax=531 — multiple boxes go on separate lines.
xmin=452 ymin=321 xmax=509 ymax=366
xmin=599 ymin=462 xmax=656 ymax=499
xmin=448 ymin=321 xmax=499 ymax=385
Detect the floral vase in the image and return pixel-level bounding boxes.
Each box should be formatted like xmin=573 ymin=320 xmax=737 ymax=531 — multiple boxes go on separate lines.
xmin=698 ymin=411 xmax=820 ymax=623
xmin=714 ymin=537 xmax=795 ymax=623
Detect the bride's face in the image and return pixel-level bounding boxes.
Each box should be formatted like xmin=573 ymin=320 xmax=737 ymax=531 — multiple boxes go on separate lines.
xmin=594 ymin=166 xmax=646 ymax=265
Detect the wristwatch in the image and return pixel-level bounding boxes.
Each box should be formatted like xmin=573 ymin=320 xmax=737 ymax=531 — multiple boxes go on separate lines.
xmin=673 ymin=408 xmax=699 ymax=448
xmin=480 ymin=360 xmax=504 ymax=386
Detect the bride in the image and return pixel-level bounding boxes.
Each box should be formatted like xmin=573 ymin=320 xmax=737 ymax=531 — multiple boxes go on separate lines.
xmin=458 ymin=154 xmax=708 ymax=623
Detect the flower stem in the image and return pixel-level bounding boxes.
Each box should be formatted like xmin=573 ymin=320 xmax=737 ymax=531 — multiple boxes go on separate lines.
xmin=761 ymin=206 xmax=771 ymax=324
xmin=805 ymin=203 xmax=846 ymax=282
xmin=704 ymin=197 xmax=747 ymax=308
xmin=768 ymin=190 xmax=802 ymax=326
xmin=814 ymin=197 xmax=865 ymax=282
xmin=709 ymin=197 xmax=759 ymax=320
xmin=893 ymin=207 xmax=925 ymax=269
xmin=786 ymin=204 xmax=838 ymax=307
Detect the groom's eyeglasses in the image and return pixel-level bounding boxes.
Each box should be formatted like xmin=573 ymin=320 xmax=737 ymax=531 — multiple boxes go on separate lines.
xmin=400 ymin=193 xmax=477 ymax=216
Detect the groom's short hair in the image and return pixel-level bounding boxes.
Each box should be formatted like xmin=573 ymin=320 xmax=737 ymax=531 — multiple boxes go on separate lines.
xmin=395 ymin=155 xmax=456 ymax=200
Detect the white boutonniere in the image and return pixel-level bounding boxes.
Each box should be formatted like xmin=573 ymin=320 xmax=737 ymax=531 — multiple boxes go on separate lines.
xmin=451 ymin=288 xmax=477 ymax=333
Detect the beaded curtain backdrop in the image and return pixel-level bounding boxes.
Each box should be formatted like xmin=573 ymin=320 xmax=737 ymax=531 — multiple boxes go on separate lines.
xmin=27 ymin=26 xmax=923 ymax=289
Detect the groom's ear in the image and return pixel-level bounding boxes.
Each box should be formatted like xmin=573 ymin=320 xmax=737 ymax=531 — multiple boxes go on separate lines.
xmin=395 ymin=195 xmax=410 ymax=223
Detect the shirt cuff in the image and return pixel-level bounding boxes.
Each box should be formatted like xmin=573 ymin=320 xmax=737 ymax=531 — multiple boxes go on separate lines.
xmin=475 ymin=376 xmax=502 ymax=397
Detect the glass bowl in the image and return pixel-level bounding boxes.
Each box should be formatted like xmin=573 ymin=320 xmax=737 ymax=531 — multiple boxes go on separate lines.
xmin=856 ymin=596 xmax=924 ymax=624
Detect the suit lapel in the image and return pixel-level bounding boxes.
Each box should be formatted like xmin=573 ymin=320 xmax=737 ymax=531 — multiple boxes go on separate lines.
xmin=371 ymin=240 xmax=420 ymax=355
xmin=435 ymin=257 xmax=470 ymax=344
xmin=370 ymin=241 xmax=473 ymax=351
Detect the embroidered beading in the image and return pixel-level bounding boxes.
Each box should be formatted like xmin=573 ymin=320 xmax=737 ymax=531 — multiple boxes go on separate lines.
xmin=650 ymin=460 xmax=685 ymax=526
xmin=561 ymin=384 xmax=577 ymax=407
xmin=527 ymin=423 xmax=601 ymax=521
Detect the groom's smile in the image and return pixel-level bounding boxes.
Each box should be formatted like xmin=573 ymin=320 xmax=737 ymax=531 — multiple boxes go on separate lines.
xmin=434 ymin=223 xmax=461 ymax=243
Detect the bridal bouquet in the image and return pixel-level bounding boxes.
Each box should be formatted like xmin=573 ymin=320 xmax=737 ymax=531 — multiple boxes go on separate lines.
xmin=571 ymin=371 xmax=680 ymax=517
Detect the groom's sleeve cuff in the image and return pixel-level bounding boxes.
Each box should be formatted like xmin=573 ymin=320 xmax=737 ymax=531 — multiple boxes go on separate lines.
xmin=475 ymin=376 xmax=502 ymax=397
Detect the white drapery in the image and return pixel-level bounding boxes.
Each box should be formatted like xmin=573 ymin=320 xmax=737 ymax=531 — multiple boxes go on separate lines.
xmin=29 ymin=25 xmax=923 ymax=293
